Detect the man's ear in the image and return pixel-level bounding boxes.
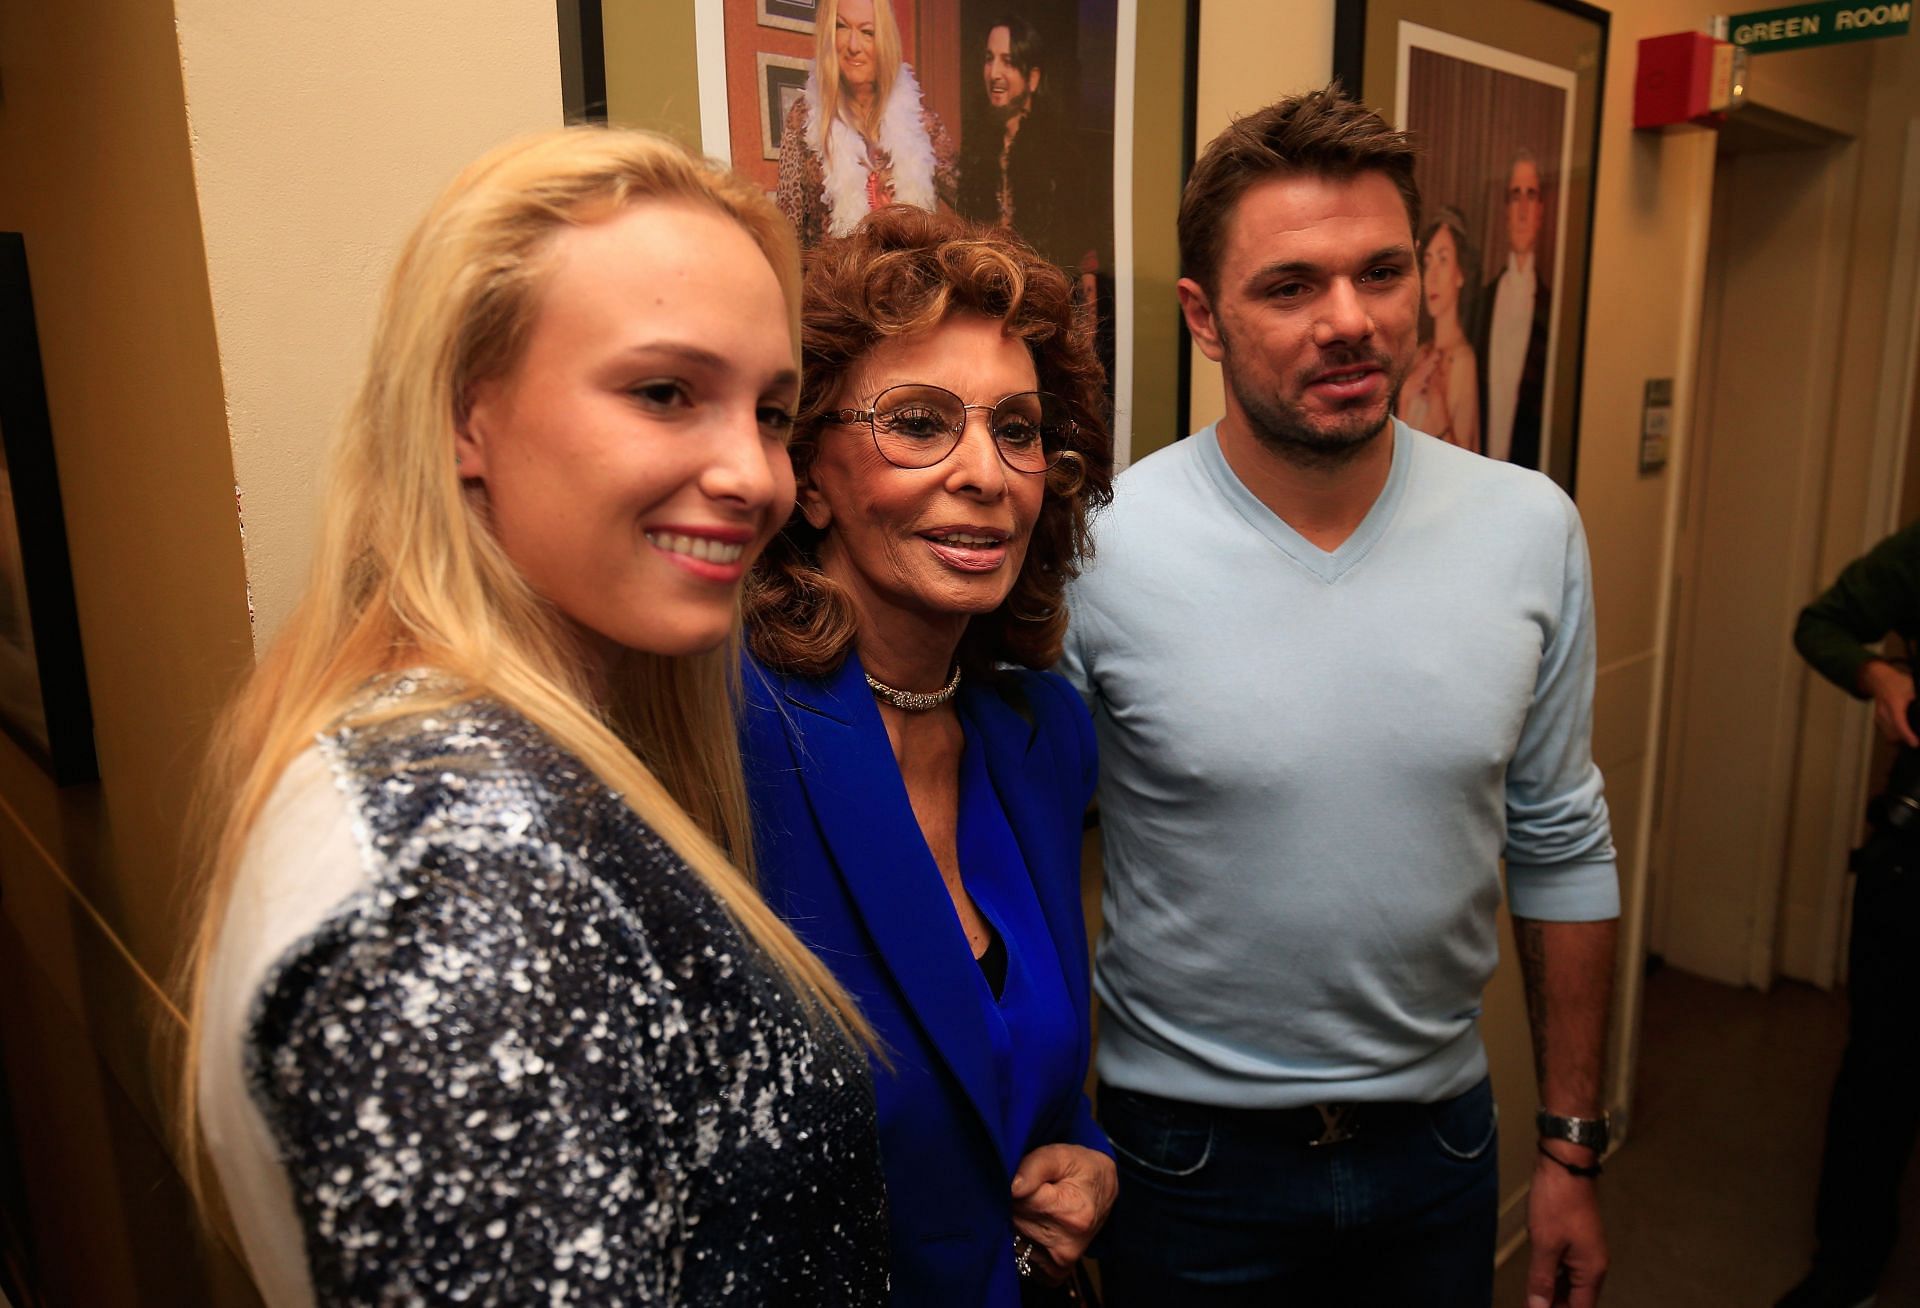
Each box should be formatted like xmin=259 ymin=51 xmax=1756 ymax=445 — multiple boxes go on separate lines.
xmin=1026 ymin=68 xmax=1041 ymax=99
xmin=1177 ymin=277 xmax=1226 ymax=363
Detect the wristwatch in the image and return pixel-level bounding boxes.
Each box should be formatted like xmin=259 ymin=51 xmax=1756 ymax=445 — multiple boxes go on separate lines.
xmin=1536 ymin=1108 xmax=1610 ymax=1153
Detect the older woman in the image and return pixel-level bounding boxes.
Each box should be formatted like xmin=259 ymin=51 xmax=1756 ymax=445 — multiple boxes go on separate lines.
xmin=741 ymin=207 xmax=1115 ymax=1306
xmin=188 ymin=130 xmax=887 ymax=1306
xmin=775 ymin=0 xmax=957 ymax=249
xmin=1396 ymin=205 xmax=1482 ymax=453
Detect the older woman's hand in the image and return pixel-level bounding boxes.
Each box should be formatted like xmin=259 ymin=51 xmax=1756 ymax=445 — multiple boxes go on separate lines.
xmin=1009 ymin=1143 xmax=1118 ymax=1283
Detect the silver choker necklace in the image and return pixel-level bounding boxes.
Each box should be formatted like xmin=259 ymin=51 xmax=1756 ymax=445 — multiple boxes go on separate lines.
xmin=865 ymin=664 xmax=962 ymax=712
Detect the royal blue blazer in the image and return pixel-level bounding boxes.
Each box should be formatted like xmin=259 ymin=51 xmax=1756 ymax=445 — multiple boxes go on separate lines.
xmin=741 ymin=651 xmax=1109 ymax=1307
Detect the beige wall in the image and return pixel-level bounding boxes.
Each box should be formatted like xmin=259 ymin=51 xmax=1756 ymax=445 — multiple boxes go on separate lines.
xmin=604 ymin=0 xmax=706 ymax=152
xmin=176 ymin=0 xmax=563 ymax=649
xmin=0 ymin=0 xmax=257 ymax=1298
xmin=1125 ymin=2 xmax=1197 ymax=465
xmin=1184 ymin=1 xmax=1337 ymax=437
xmin=0 ymin=0 xmax=253 ymax=1058
xmin=0 ymin=2 xmax=559 ymax=1301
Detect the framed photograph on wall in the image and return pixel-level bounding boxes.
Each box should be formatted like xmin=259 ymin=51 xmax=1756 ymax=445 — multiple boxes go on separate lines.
xmin=0 ymin=234 xmax=95 ymax=785
xmin=1335 ymin=0 xmax=1606 ymax=496
xmin=695 ymin=0 xmax=1146 ymax=460
xmin=757 ymin=0 xmax=818 ymax=35
xmin=756 ymin=52 xmax=812 ymax=159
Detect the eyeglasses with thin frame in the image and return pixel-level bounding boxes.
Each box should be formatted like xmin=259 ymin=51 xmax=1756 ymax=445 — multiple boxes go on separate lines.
xmin=832 ymin=384 xmax=1076 ymax=474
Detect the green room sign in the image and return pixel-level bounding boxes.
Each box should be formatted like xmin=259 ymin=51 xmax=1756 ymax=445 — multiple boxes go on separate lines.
xmin=1726 ymin=0 xmax=1912 ymax=50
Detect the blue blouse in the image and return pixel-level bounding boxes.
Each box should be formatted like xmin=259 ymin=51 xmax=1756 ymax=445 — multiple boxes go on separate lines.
xmin=741 ymin=655 xmax=1108 ymax=1307
xmin=958 ymin=728 xmax=1083 ymax=1167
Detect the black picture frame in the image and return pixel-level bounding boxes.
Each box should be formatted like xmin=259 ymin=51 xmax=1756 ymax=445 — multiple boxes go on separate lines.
xmin=1334 ymin=0 xmax=1608 ymax=497
xmin=0 ymin=234 xmax=97 ymax=785
xmin=1174 ymin=0 xmax=1200 ymax=436
xmin=558 ymin=0 xmax=609 ymax=124
xmin=757 ymin=53 xmax=811 ymax=160
xmin=757 ymin=0 xmax=818 ymax=34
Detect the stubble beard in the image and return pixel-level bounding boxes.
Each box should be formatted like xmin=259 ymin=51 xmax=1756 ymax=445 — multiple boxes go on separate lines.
xmin=1223 ymin=340 xmax=1403 ymax=472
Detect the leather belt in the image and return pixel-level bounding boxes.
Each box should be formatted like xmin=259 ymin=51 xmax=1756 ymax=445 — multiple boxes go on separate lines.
xmin=1243 ymin=1098 xmax=1427 ymax=1147
xmin=1307 ymin=1103 xmax=1360 ymax=1147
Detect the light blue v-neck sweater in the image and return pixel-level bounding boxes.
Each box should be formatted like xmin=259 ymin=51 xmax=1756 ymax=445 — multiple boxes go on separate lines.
xmin=1060 ymin=422 xmax=1619 ymax=1109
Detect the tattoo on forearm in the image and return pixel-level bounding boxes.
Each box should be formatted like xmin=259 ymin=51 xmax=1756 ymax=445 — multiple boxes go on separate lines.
xmin=1518 ymin=919 xmax=1549 ymax=1089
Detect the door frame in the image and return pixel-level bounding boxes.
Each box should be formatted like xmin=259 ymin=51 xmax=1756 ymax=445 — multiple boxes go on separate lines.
xmin=1650 ymin=128 xmax=1860 ymax=991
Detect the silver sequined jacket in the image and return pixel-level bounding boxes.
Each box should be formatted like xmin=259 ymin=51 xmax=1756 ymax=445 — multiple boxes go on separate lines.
xmin=231 ymin=679 xmax=889 ymax=1305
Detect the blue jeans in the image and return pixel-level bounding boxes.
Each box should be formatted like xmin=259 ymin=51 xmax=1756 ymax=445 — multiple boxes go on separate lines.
xmin=1097 ymin=1076 xmax=1500 ymax=1307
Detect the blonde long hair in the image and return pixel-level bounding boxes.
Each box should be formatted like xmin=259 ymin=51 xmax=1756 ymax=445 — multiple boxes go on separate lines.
xmin=179 ymin=127 xmax=872 ymax=1208
xmin=816 ymin=0 xmax=904 ymax=146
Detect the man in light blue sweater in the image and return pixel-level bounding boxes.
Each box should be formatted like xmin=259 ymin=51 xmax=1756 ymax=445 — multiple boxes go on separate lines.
xmin=1060 ymin=89 xmax=1619 ymax=1307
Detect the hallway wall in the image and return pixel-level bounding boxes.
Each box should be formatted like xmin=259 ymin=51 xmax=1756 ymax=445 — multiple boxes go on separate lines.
xmin=177 ymin=1 xmax=564 ymax=650
xmin=0 ymin=3 xmax=559 ymax=1302
xmin=0 ymin=0 xmax=253 ymax=1296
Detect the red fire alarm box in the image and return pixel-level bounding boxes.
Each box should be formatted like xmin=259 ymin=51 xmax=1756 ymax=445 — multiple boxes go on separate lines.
xmin=1635 ymin=31 xmax=1744 ymax=129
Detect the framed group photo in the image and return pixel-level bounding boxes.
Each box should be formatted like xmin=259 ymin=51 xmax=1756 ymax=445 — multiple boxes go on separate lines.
xmin=1336 ymin=0 xmax=1607 ymax=495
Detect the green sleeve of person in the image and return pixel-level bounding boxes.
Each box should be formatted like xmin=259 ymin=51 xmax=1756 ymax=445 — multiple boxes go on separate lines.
xmin=1794 ymin=518 xmax=1920 ymax=695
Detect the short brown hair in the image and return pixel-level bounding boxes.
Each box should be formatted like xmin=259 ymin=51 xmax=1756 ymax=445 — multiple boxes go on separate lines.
xmin=1178 ymin=85 xmax=1421 ymax=296
xmin=746 ymin=206 xmax=1113 ymax=681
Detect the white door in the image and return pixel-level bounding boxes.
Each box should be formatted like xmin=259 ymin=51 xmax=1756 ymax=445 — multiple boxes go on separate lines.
xmin=1652 ymin=127 xmax=1858 ymax=989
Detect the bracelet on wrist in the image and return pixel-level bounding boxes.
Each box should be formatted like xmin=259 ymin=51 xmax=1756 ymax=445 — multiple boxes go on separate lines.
xmin=1536 ymin=1141 xmax=1602 ymax=1179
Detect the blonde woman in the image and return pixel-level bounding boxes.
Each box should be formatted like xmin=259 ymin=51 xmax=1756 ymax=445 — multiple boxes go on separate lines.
xmin=775 ymin=0 xmax=957 ymax=249
xmin=185 ymin=130 xmax=888 ymax=1307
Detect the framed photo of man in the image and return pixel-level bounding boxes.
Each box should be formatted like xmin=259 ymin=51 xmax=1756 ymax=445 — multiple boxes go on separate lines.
xmin=1334 ymin=0 xmax=1607 ymax=496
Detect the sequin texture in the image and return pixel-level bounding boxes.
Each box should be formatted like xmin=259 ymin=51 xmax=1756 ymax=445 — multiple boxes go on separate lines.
xmin=244 ymin=676 xmax=889 ymax=1304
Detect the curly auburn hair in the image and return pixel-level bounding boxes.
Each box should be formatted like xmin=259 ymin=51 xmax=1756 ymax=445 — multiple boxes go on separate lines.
xmin=745 ymin=205 xmax=1113 ymax=681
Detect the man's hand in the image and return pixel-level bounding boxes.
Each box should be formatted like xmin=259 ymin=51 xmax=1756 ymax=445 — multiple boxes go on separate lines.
xmin=1010 ymin=1143 xmax=1118 ymax=1283
xmin=1525 ymin=1146 xmax=1608 ymax=1307
xmin=1858 ymin=658 xmax=1918 ymax=746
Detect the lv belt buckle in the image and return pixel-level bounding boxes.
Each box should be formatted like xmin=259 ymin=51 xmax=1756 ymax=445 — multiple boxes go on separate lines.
xmin=1308 ymin=1103 xmax=1358 ymax=1146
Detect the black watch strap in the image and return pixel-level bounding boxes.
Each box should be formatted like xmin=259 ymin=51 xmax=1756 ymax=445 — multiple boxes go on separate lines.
xmin=1537 ymin=1141 xmax=1603 ymax=1179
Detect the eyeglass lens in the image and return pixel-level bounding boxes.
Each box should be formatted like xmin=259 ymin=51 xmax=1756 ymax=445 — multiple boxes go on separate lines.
xmin=869 ymin=385 xmax=1070 ymax=472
